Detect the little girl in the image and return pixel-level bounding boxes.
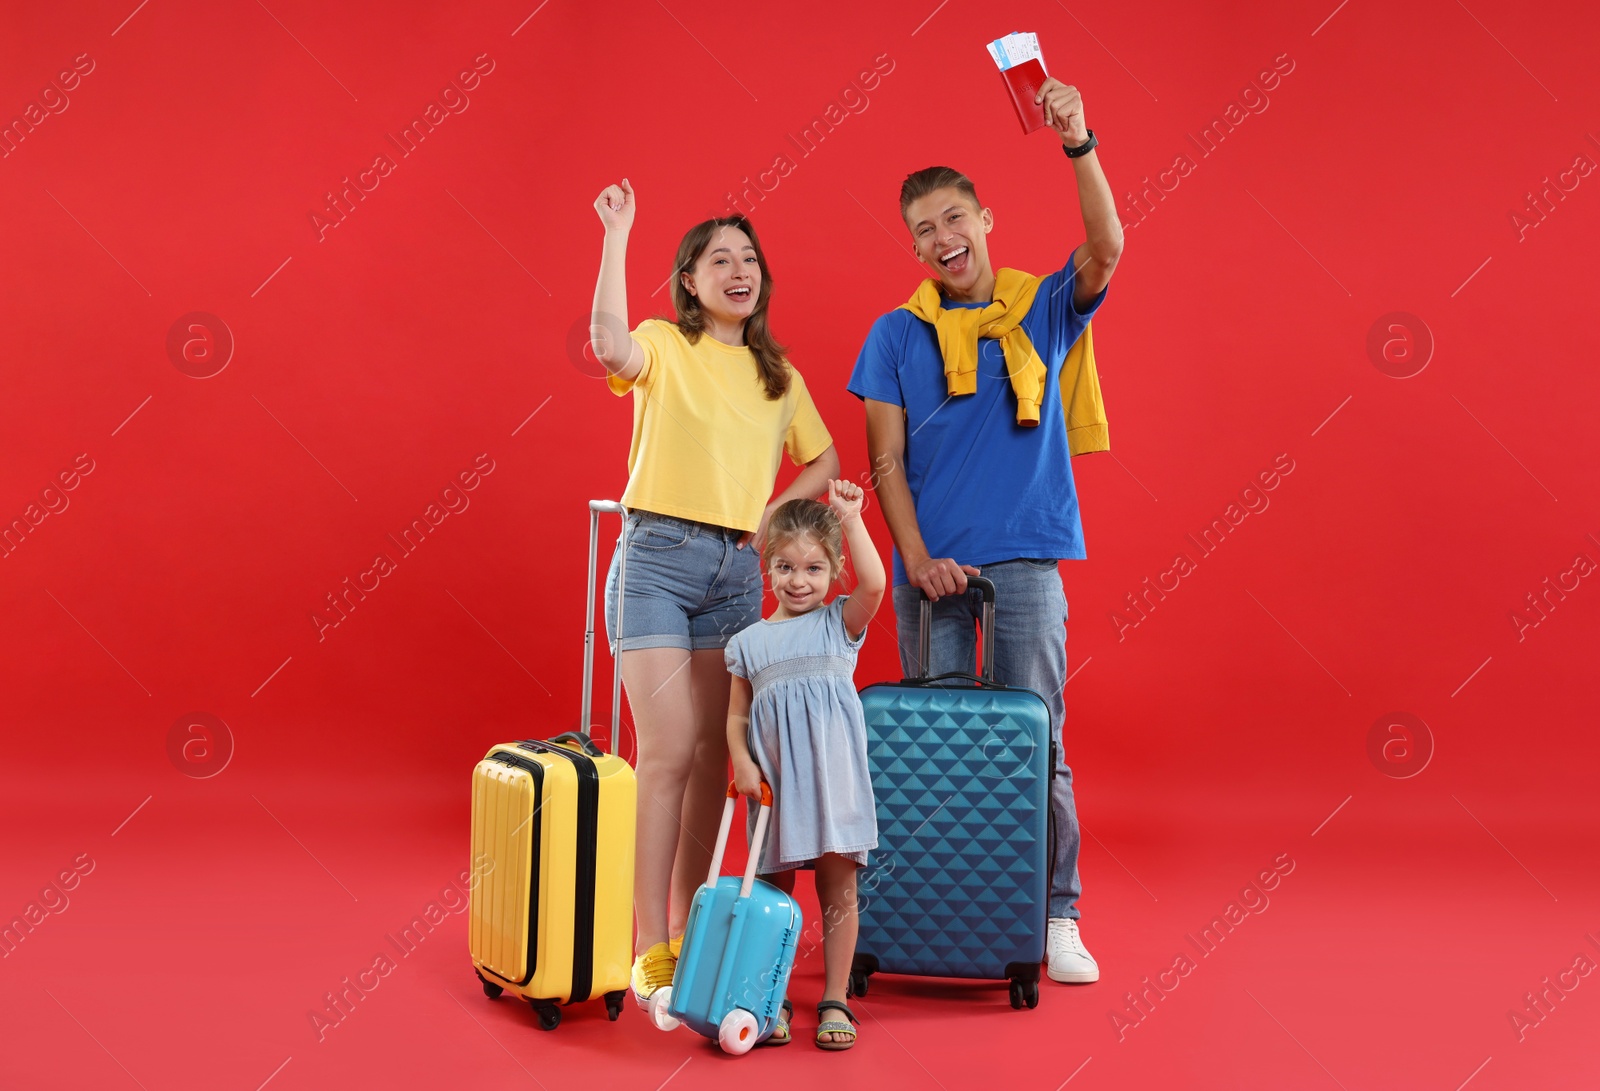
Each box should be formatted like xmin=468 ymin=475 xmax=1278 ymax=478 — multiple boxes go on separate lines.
xmin=724 ymin=479 xmax=886 ymax=1051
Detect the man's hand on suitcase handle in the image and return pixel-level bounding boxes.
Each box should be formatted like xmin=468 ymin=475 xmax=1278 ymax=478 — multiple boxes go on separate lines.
xmin=907 ymin=554 xmax=982 ymax=601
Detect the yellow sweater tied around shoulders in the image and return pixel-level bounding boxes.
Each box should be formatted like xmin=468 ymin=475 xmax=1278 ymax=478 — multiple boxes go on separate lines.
xmin=899 ymin=267 xmax=1109 ymax=455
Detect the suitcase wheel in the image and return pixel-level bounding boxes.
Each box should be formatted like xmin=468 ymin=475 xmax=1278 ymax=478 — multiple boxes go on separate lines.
xmin=476 ymin=971 xmax=503 ymax=1000
xmin=529 ymin=1000 xmax=561 ymax=1031
xmin=847 ymin=970 xmax=870 ymax=999
xmin=648 ymin=987 xmax=681 ymax=1032
xmin=718 ymin=1009 xmax=759 ymax=1056
xmin=605 ymin=991 xmax=625 ymax=1022
xmin=1008 ymin=978 xmax=1039 ymax=1010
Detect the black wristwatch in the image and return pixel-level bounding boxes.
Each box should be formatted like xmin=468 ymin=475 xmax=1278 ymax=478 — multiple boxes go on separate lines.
xmin=1062 ymin=130 xmax=1098 ymax=158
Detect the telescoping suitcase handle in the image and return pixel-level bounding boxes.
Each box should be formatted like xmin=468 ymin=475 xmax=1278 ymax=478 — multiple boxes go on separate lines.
xmin=707 ymin=782 xmax=775 ymax=899
xmin=578 ymin=499 xmax=628 ymax=755
xmin=914 ymin=574 xmax=998 ymax=686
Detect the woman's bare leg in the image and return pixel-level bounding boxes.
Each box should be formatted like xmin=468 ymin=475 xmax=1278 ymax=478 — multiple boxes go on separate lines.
xmin=624 ymin=645 xmax=700 ymax=953
xmin=667 ymin=647 xmax=734 ymax=935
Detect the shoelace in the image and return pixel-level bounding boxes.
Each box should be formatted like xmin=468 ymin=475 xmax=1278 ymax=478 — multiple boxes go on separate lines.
xmin=637 ymin=951 xmax=676 ymax=990
xmin=1050 ymin=921 xmax=1088 ymax=957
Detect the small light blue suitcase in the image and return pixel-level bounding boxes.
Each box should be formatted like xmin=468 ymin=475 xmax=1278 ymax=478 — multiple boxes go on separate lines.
xmin=853 ymin=577 xmax=1055 ymax=1009
xmin=652 ymin=782 xmax=802 ymax=1053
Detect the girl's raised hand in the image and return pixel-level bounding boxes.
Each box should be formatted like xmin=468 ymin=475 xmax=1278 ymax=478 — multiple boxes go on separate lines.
xmin=827 ymin=478 xmax=863 ymax=521
xmin=594 ymin=178 xmax=636 ymax=233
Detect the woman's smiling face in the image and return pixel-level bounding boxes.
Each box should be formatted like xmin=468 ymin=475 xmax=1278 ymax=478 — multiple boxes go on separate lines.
xmin=680 ymin=224 xmax=761 ymax=329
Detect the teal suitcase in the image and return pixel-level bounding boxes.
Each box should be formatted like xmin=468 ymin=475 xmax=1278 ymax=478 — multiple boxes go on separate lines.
xmin=853 ymin=577 xmax=1054 ymax=1009
xmin=654 ymin=783 xmax=801 ymax=1053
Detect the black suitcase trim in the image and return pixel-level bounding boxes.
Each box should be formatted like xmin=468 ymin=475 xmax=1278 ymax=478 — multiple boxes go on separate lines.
xmin=518 ymin=740 xmax=601 ymax=1005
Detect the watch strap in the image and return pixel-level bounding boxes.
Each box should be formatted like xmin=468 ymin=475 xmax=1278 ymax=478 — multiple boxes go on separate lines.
xmin=1063 ymin=129 xmax=1099 ymax=158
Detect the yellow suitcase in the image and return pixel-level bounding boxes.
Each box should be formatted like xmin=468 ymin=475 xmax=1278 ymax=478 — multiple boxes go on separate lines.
xmin=469 ymin=501 xmax=636 ymax=1030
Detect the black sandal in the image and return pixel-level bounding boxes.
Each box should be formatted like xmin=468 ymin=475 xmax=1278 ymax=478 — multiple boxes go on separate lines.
xmin=815 ymin=1000 xmax=859 ymax=1051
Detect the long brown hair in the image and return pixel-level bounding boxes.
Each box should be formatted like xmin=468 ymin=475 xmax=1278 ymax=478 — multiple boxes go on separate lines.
xmin=669 ymin=216 xmax=790 ymax=400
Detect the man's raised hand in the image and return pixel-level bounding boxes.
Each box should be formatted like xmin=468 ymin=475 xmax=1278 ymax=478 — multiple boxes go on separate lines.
xmin=1035 ymin=78 xmax=1089 ymax=146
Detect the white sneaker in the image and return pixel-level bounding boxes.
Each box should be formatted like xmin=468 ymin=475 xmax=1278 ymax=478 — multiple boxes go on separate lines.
xmin=1046 ymin=918 xmax=1100 ymax=983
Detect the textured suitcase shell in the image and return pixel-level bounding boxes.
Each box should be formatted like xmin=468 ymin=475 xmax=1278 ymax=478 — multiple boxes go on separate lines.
xmin=469 ymin=740 xmax=636 ymax=1008
xmin=855 ymin=582 xmax=1054 ymax=986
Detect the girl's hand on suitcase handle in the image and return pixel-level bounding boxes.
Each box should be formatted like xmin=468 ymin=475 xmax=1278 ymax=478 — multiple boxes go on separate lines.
xmin=908 ymin=555 xmax=981 ymax=601
xmin=732 ymin=758 xmax=765 ymax=801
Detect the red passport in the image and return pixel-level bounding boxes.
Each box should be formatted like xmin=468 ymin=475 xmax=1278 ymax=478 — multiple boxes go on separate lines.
xmin=1000 ymin=58 xmax=1049 ymax=134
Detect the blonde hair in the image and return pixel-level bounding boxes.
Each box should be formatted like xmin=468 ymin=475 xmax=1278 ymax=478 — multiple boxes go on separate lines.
xmin=761 ymin=499 xmax=844 ymax=578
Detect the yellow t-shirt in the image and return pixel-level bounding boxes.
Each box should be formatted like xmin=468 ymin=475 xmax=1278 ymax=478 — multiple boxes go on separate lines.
xmin=606 ymin=319 xmax=833 ymax=532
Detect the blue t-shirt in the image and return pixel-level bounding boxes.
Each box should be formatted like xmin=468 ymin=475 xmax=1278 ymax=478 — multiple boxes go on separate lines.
xmin=847 ymin=254 xmax=1106 ymax=586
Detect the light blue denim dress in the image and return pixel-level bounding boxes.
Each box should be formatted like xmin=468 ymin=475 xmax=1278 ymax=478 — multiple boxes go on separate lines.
xmin=724 ymin=596 xmax=878 ymax=872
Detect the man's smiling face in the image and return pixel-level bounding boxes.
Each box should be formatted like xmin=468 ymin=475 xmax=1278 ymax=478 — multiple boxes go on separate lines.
xmin=904 ymin=186 xmax=994 ymax=296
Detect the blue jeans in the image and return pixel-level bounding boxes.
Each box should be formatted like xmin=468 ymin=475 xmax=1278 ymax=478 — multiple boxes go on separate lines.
xmin=891 ymin=559 xmax=1083 ymax=920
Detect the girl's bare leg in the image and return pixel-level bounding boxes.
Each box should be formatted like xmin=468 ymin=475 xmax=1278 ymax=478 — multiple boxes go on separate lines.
xmin=815 ymin=854 xmax=860 ymax=1043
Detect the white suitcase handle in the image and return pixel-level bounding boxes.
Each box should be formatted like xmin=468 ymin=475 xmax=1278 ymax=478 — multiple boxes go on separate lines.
xmin=707 ymin=782 xmax=774 ymax=898
xmin=652 ymin=780 xmax=780 ymax=1037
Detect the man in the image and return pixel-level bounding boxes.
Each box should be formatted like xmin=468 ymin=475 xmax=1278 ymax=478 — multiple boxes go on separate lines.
xmin=846 ymin=78 xmax=1122 ymax=984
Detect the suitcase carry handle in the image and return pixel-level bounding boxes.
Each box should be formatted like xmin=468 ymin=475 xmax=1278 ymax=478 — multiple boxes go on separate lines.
xmin=915 ymin=575 xmax=997 ymax=683
xmin=581 ymin=499 xmax=628 ymax=754
xmin=548 ymin=731 xmax=603 ymax=758
xmin=920 ymin=670 xmax=994 ymax=688
xmin=706 ymin=782 xmax=774 ymax=899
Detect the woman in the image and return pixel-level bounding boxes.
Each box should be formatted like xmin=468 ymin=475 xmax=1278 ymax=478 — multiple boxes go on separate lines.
xmin=589 ymin=178 xmax=840 ymax=1021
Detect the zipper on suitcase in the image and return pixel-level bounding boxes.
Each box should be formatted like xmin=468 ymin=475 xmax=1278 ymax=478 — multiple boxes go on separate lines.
xmin=517 ymin=740 xmax=600 ymax=1005
xmin=489 ymin=751 xmax=545 ymax=987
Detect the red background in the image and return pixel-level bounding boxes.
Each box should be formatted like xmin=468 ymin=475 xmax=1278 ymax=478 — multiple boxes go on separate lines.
xmin=3 ymin=0 xmax=1598 ymax=1087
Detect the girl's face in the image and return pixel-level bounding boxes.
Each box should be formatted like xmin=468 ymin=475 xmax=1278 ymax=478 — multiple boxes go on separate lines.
xmin=766 ymin=532 xmax=834 ymax=615
xmin=680 ymin=225 xmax=762 ymax=331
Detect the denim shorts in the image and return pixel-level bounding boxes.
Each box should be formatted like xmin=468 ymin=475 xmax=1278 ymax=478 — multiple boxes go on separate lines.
xmin=603 ymin=510 xmax=763 ymax=653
